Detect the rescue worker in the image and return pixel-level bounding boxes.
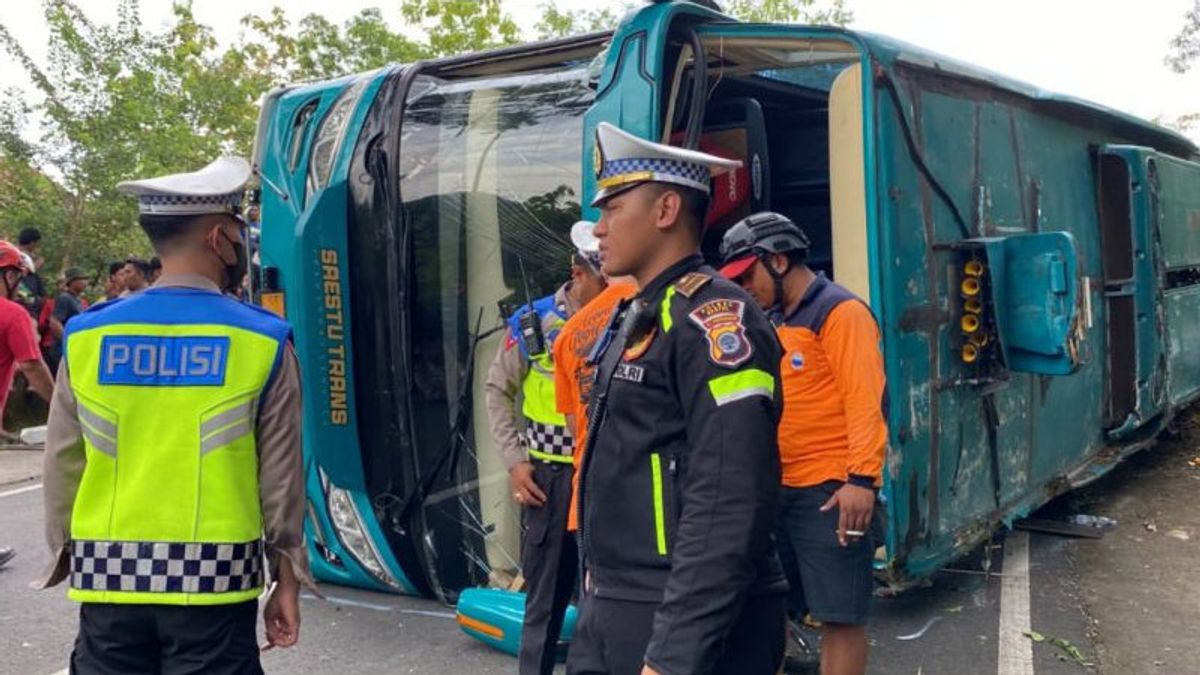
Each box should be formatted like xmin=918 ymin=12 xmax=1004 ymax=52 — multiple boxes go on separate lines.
xmin=552 ymin=222 xmax=637 ymax=536
xmin=719 ymin=212 xmax=888 ymax=675
xmin=38 ymin=156 xmax=312 ymax=673
xmin=570 ymin=123 xmax=787 ymax=675
xmin=484 ymin=237 xmax=607 ymax=675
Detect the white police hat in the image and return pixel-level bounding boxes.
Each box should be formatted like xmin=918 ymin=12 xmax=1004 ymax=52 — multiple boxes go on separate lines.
xmin=591 ymin=122 xmax=742 ymax=207
xmin=117 ymin=156 xmax=251 ymax=216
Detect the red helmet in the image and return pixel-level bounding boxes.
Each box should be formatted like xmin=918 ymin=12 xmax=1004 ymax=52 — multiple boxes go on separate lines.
xmin=0 ymin=241 xmax=34 ymax=273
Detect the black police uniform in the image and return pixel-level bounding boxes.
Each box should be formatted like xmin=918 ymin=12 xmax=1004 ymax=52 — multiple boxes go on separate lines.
xmin=569 ymin=255 xmax=788 ymax=675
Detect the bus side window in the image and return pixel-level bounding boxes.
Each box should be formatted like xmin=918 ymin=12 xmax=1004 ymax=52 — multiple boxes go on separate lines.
xmin=288 ymin=100 xmax=319 ymax=172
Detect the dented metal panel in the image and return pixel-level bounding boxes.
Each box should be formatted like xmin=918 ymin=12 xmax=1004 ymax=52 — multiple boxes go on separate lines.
xmin=1165 ymin=286 xmax=1200 ymax=406
xmin=1155 ymin=155 xmax=1200 ymax=271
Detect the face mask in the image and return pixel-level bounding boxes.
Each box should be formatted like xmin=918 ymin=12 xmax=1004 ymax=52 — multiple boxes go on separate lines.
xmin=218 ymin=228 xmax=249 ymax=294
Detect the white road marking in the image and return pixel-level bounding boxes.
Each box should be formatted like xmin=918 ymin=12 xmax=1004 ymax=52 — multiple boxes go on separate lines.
xmin=301 ymin=592 xmax=395 ymax=612
xmin=0 ymin=482 xmax=42 ymax=499
xmin=997 ymin=530 xmax=1034 ymax=675
xmin=398 ymin=608 xmax=456 ymax=619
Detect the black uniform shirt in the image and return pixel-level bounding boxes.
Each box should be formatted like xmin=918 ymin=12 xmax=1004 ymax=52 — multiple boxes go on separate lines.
xmin=577 ymin=254 xmax=787 ymax=675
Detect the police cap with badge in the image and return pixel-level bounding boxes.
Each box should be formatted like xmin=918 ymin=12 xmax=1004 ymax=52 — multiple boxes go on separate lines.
xmin=591 ymin=122 xmax=742 ymax=208
xmin=117 ymin=157 xmax=250 ymax=217
xmin=116 ymin=157 xmax=254 ymax=297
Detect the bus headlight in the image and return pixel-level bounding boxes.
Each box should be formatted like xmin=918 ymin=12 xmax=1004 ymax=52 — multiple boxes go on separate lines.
xmin=326 ymin=484 xmax=401 ymax=589
xmin=306 ymin=76 xmax=370 ymax=200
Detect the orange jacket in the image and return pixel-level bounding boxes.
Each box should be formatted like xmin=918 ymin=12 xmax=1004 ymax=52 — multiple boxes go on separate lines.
xmin=552 ymin=282 xmax=637 ymax=531
xmin=776 ymin=275 xmax=888 ymax=489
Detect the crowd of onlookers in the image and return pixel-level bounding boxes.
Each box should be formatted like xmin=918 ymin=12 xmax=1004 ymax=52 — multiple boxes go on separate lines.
xmin=10 ymin=227 xmax=162 ymax=376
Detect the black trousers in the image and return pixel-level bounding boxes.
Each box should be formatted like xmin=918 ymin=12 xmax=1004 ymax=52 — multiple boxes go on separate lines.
xmin=567 ymin=590 xmax=786 ymax=675
xmin=519 ymin=460 xmax=578 ymax=675
xmin=70 ymin=600 xmax=262 ymax=675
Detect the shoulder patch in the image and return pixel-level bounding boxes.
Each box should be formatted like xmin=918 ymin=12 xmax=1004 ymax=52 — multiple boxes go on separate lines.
xmin=674 ymin=271 xmax=711 ymax=298
xmin=688 ymin=298 xmax=753 ymax=368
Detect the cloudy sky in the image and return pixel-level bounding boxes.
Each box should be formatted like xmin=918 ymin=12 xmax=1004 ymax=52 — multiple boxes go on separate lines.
xmin=2 ymin=0 xmax=1198 ymax=141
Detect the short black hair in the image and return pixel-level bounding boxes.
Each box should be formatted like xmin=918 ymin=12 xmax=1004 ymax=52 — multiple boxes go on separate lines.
xmin=18 ymin=227 xmax=41 ymax=246
xmin=138 ymin=213 xmax=203 ymax=252
xmin=641 ymin=183 xmax=711 ymax=239
xmin=125 ymin=257 xmax=152 ymax=278
xmin=108 ymin=261 xmax=124 ymax=277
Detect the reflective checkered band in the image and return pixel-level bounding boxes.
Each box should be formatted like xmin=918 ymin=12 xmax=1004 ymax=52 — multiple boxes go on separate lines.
xmin=598 ymin=158 xmax=710 ymax=192
xmin=137 ymin=191 xmax=242 ymax=215
xmin=70 ymin=539 xmax=263 ymax=594
xmin=525 ymin=420 xmax=572 ymax=457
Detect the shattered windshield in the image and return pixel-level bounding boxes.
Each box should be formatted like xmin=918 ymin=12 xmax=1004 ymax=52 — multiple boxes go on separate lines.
xmin=397 ymin=65 xmax=592 ymax=599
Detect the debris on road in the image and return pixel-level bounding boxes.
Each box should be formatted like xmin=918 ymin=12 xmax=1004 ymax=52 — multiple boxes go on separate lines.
xmin=18 ymin=425 xmax=45 ymax=446
xmin=1143 ymin=520 xmax=1159 ymax=532
xmin=896 ymin=616 xmax=942 ymax=641
xmin=1016 ymin=517 xmax=1106 ymax=539
xmin=1023 ymin=630 xmax=1095 ymax=667
xmin=1165 ymin=529 xmax=1190 ymax=541
xmin=1069 ymin=514 xmax=1118 ymax=528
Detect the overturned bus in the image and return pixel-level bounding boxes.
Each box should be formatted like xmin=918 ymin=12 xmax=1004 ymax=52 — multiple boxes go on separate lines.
xmin=250 ymin=0 xmax=1200 ymax=611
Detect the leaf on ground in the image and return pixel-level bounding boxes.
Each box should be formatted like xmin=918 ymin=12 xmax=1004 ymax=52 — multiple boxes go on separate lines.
xmin=1024 ymin=630 xmax=1094 ymax=667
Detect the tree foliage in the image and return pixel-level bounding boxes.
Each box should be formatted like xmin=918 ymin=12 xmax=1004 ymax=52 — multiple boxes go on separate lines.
xmin=1168 ymin=0 xmax=1200 ymax=73
xmin=724 ymin=0 xmax=853 ymax=25
xmin=536 ymin=0 xmax=852 ymax=39
xmin=536 ymin=3 xmax=624 ymax=40
xmin=0 ymin=0 xmax=527 ymax=276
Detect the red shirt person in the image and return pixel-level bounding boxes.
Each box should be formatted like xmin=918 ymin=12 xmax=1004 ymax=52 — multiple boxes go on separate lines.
xmin=0 ymin=241 xmax=54 ymax=424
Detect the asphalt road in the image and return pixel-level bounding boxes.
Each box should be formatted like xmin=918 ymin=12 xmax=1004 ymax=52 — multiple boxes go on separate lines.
xmin=2 ymin=434 xmax=1197 ymax=675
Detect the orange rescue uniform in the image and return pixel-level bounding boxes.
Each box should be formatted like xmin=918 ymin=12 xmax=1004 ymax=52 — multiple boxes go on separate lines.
xmin=552 ymin=282 xmax=637 ymax=531
xmin=776 ymin=274 xmax=888 ymax=488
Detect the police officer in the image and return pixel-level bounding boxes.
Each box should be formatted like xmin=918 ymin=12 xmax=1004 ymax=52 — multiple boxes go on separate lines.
xmin=569 ymin=123 xmax=788 ymax=675
xmin=485 ymin=237 xmax=607 ymax=675
xmin=719 ymin=212 xmax=888 ymax=675
xmin=38 ymin=157 xmax=311 ymax=673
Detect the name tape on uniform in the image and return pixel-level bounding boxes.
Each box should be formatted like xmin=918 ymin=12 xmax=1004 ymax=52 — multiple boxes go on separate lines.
xmin=99 ymin=336 xmax=230 ymax=386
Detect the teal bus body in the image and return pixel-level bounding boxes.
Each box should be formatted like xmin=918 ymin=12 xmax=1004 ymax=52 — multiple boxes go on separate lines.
xmin=251 ymin=0 xmax=1200 ymax=602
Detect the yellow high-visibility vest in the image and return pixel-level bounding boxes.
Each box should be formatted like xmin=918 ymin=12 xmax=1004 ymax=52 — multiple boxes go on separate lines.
xmin=62 ymin=287 xmax=290 ymax=605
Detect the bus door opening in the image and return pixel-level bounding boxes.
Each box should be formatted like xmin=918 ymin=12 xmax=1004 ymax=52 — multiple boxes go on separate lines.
xmin=659 ymin=31 xmax=871 ymax=305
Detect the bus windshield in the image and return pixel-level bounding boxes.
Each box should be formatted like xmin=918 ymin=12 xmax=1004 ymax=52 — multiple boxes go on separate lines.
xmin=396 ymin=64 xmax=594 ymax=597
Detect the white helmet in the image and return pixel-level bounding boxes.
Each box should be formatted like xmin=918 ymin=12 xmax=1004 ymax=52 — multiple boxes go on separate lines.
xmin=570 ymin=220 xmax=602 ymax=272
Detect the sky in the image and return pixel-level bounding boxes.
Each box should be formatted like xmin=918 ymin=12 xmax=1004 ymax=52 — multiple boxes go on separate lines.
xmin=1 ymin=0 xmax=1198 ymax=142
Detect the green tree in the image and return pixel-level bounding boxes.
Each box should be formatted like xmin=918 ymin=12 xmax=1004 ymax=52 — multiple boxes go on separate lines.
xmin=725 ymin=0 xmax=852 ymax=24
xmin=1168 ymin=0 xmax=1200 ymax=73
xmin=536 ymin=4 xmax=624 ymax=40
xmin=236 ymin=7 xmax=426 ymax=83
xmin=537 ymin=0 xmax=852 ymax=39
xmin=0 ymin=0 xmax=527 ymax=275
xmin=400 ymin=0 xmax=521 ymax=57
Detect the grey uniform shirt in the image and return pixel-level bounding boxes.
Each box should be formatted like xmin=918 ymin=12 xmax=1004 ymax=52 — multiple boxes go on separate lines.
xmin=37 ymin=273 xmax=314 ymax=591
xmin=484 ymin=284 xmax=580 ymax=470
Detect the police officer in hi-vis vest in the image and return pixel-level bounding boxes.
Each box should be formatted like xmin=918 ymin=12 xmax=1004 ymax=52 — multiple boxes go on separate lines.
xmin=37 ymin=157 xmax=311 ymax=674
xmin=485 ymin=236 xmax=607 ymax=675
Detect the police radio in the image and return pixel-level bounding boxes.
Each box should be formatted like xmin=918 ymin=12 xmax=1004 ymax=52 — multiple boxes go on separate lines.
xmin=518 ymin=259 xmax=547 ymax=358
